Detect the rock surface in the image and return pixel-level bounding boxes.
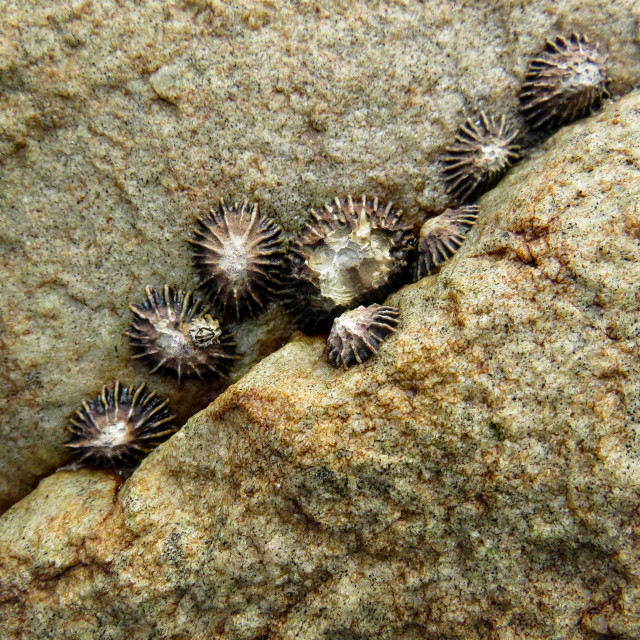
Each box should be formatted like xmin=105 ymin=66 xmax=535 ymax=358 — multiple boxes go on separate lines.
xmin=2 ymin=89 xmax=640 ymax=639
xmin=1 ymin=0 xmax=640 ymax=512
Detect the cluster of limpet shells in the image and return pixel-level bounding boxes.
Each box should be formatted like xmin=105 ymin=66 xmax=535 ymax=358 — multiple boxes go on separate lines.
xmin=286 ymin=194 xmax=414 ymax=330
xmin=63 ymin=201 xmax=288 ymax=472
xmin=425 ymin=31 xmax=609 ymax=286
xmin=64 ymin=31 xmax=611 ymax=472
xmin=441 ymin=32 xmax=608 ymax=206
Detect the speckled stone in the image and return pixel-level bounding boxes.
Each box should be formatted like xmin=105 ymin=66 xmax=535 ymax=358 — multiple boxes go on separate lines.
xmin=2 ymin=0 xmax=640 ymax=513
xmin=1 ymin=90 xmax=639 ymax=640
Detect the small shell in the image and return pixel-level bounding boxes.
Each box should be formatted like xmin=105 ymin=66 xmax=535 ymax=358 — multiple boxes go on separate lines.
xmin=442 ymin=113 xmax=520 ymax=203
xmin=65 ymin=381 xmax=176 ymax=470
xmin=327 ymin=304 xmax=400 ymax=369
xmin=125 ymin=285 xmax=237 ymax=383
xmin=288 ymin=195 xmax=413 ymax=329
xmin=520 ymin=32 xmax=609 ymax=131
xmin=415 ymin=205 xmax=479 ymax=279
xmin=190 ymin=200 xmax=286 ymax=320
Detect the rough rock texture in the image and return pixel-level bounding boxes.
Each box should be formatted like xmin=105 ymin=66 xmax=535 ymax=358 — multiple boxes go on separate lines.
xmin=1 ymin=0 xmax=640 ymax=513
xmin=2 ymin=90 xmax=640 ymax=639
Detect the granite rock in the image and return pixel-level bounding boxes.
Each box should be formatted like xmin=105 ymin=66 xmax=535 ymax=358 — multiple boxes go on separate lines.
xmin=1 ymin=0 xmax=640 ymax=512
xmin=1 ymin=90 xmax=640 ymax=639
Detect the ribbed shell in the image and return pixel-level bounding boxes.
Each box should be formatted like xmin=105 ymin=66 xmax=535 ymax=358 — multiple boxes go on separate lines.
xmin=190 ymin=200 xmax=285 ymax=320
xmin=415 ymin=205 xmax=479 ymax=279
xmin=65 ymin=381 xmax=176 ymax=470
xmin=442 ymin=113 xmax=519 ymax=203
xmin=288 ymin=195 xmax=413 ymax=330
xmin=328 ymin=305 xmax=400 ymax=369
xmin=520 ymin=33 xmax=608 ymax=131
xmin=125 ymin=285 xmax=237 ymax=383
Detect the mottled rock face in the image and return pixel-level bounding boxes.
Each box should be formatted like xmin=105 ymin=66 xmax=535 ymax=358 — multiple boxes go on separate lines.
xmin=2 ymin=93 xmax=640 ymax=640
xmin=1 ymin=0 xmax=640 ymax=512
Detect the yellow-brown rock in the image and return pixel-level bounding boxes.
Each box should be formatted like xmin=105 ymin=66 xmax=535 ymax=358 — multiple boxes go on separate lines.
xmin=1 ymin=89 xmax=640 ymax=640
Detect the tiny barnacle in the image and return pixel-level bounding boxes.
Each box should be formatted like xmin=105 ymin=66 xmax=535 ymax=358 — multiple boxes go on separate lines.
xmin=520 ymin=32 xmax=609 ymax=131
xmin=125 ymin=285 xmax=237 ymax=383
xmin=327 ymin=304 xmax=400 ymax=369
xmin=64 ymin=381 xmax=176 ymax=470
xmin=442 ymin=112 xmax=520 ymax=203
xmin=190 ymin=199 xmax=286 ymax=320
xmin=288 ymin=194 xmax=413 ymax=330
xmin=415 ymin=205 xmax=479 ymax=279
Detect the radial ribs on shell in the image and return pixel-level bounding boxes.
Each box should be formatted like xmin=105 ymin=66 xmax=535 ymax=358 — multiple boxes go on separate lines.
xmin=190 ymin=200 xmax=285 ymax=320
xmin=65 ymin=381 xmax=176 ymax=470
xmin=288 ymin=194 xmax=413 ymax=329
xmin=328 ymin=304 xmax=400 ymax=369
xmin=442 ymin=113 xmax=519 ymax=203
xmin=126 ymin=285 xmax=237 ymax=383
xmin=520 ymin=32 xmax=608 ymax=131
xmin=415 ymin=205 xmax=479 ymax=279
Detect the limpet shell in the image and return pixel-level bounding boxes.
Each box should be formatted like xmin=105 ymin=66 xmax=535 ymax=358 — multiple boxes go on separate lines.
xmin=520 ymin=32 xmax=608 ymax=131
xmin=65 ymin=381 xmax=176 ymax=470
xmin=190 ymin=200 xmax=285 ymax=320
xmin=442 ymin=112 xmax=519 ymax=203
xmin=415 ymin=205 xmax=479 ymax=279
xmin=125 ymin=285 xmax=237 ymax=383
xmin=327 ymin=304 xmax=400 ymax=369
xmin=288 ymin=194 xmax=413 ymax=329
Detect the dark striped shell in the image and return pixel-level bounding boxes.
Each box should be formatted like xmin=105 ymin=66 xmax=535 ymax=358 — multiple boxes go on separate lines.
xmin=415 ymin=205 xmax=479 ymax=279
xmin=327 ymin=304 xmax=400 ymax=369
xmin=287 ymin=195 xmax=413 ymax=330
xmin=125 ymin=285 xmax=237 ymax=383
xmin=65 ymin=381 xmax=176 ymax=470
xmin=520 ymin=33 xmax=608 ymax=131
xmin=190 ymin=200 xmax=285 ymax=320
xmin=442 ymin=113 xmax=519 ymax=203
